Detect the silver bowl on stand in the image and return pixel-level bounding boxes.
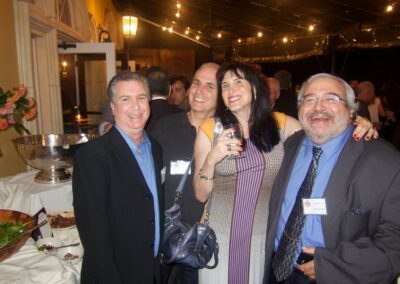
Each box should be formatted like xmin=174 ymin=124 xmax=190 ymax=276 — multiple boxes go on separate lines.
xmin=12 ymin=134 xmax=96 ymax=184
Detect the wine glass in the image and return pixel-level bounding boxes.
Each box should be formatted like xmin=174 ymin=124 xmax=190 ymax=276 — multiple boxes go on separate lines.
xmin=223 ymin=123 xmax=245 ymax=158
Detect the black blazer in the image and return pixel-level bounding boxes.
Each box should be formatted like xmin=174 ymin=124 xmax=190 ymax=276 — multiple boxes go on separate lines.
xmin=264 ymin=130 xmax=400 ymax=284
xmin=146 ymin=99 xmax=183 ymax=136
xmin=73 ymin=126 xmax=163 ymax=284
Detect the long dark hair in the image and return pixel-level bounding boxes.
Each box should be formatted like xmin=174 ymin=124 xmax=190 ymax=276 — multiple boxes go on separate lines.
xmin=215 ymin=61 xmax=280 ymax=152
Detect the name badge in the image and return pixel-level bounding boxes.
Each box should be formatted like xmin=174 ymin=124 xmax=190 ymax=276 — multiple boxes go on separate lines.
xmin=170 ymin=160 xmax=191 ymax=175
xmin=302 ymin=198 xmax=327 ymax=215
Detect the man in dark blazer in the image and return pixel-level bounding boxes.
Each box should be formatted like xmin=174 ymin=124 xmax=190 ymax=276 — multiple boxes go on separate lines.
xmin=264 ymin=73 xmax=400 ymax=284
xmin=73 ymin=71 xmax=163 ymax=283
xmin=144 ymin=66 xmax=183 ymax=136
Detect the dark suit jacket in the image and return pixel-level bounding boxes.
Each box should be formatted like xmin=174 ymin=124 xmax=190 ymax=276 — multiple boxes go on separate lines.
xmin=264 ymin=130 xmax=400 ymax=284
xmin=146 ymin=99 xmax=183 ymax=136
xmin=73 ymin=126 xmax=163 ymax=284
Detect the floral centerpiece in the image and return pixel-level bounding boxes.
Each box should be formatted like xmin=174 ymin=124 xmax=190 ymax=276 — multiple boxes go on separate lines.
xmin=0 ymin=85 xmax=37 ymax=134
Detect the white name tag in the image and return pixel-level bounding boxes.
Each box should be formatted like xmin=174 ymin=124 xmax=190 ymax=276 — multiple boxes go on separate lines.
xmin=302 ymin=198 xmax=327 ymax=215
xmin=170 ymin=160 xmax=191 ymax=175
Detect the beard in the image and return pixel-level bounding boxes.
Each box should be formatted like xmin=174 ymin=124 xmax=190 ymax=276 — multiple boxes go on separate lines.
xmin=299 ymin=110 xmax=351 ymax=145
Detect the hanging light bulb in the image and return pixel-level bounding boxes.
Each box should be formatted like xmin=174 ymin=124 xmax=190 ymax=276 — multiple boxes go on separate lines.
xmin=282 ymin=37 xmax=288 ymax=43
xmin=175 ymin=11 xmax=180 ymax=18
xmin=308 ymin=24 xmax=315 ymax=32
xmin=386 ymin=4 xmax=393 ymax=12
xmin=195 ymin=35 xmax=200 ymax=40
xmin=257 ymin=31 xmax=263 ymax=37
xmin=177 ymin=2 xmax=181 ymax=9
xmin=168 ymin=27 xmax=173 ymax=33
xmin=237 ymin=38 xmax=242 ymax=43
xmin=217 ymin=32 xmax=222 ymax=38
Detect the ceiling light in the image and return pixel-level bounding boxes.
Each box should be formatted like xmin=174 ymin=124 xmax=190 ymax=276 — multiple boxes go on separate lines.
xmin=257 ymin=32 xmax=263 ymax=37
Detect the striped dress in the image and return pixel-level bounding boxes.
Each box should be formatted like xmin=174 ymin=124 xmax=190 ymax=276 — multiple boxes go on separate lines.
xmin=199 ymin=114 xmax=285 ymax=284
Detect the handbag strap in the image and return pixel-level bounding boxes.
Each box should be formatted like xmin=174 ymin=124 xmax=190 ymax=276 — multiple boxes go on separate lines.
xmin=202 ymin=117 xmax=223 ymax=225
xmin=173 ymin=157 xmax=193 ymax=203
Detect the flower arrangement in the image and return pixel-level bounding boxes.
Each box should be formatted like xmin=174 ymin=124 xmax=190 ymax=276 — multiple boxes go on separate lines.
xmin=0 ymin=85 xmax=37 ymax=134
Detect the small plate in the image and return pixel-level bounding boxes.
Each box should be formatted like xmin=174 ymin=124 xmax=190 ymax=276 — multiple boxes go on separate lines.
xmin=47 ymin=211 xmax=76 ymax=230
xmin=36 ymin=237 xmax=64 ymax=254
xmin=56 ymin=246 xmax=83 ymax=265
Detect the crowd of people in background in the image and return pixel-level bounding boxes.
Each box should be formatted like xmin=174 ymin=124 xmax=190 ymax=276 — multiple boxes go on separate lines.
xmin=72 ymin=62 xmax=400 ymax=284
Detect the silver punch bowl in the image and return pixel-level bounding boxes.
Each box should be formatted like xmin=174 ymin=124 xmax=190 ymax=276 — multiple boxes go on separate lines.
xmin=12 ymin=134 xmax=96 ymax=184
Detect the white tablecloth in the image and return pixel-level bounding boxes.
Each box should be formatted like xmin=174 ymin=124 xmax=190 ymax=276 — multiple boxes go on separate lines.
xmin=0 ymin=170 xmax=81 ymax=284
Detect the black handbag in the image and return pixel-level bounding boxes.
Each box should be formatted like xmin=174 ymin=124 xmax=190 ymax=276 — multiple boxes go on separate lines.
xmin=161 ymin=118 xmax=222 ymax=269
xmin=161 ymin=158 xmax=219 ymax=269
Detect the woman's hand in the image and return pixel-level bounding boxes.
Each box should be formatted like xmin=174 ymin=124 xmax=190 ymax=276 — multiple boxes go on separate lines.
xmin=352 ymin=116 xmax=379 ymax=141
xmin=207 ymin=128 xmax=243 ymax=162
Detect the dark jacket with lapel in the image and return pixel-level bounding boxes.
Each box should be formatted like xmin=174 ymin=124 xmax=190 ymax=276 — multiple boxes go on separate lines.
xmin=73 ymin=126 xmax=163 ymax=284
xmin=264 ymin=130 xmax=400 ymax=284
xmin=146 ymin=99 xmax=183 ymax=136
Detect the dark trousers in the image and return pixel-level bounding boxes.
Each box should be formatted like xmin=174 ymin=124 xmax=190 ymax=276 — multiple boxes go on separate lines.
xmin=268 ymin=268 xmax=315 ymax=284
xmin=161 ymin=263 xmax=198 ymax=284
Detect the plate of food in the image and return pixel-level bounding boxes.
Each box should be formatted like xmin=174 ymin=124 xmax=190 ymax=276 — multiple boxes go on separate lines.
xmin=56 ymin=245 xmax=83 ymax=265
xmin=47 ymin=210 xmax=76 ymax=230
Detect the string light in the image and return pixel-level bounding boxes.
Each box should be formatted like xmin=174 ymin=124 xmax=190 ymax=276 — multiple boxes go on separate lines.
xmin=161 ymin=26 xmax=167 ymax=31
xmin=185 ymin=28 xmax=190 ymax=35
xmin=257 ymin=31 xmax=263 ymax=37
xmin=282 ymin=36 xmax=288 ymax=43
xmin=308 ymin=25 xmax=315 ymax=32
xmin=217 ymin=32 xmax=222 ymax=38
xmin=386 ymin=4 xmax=393 ymax=12
xmin=175 ymin=11 xmax=180 ymax=18
xmin=196 ymin=35 xmax=200 ymax=40
xmin=168 ymin=27 xmax=173 ymax=33
xmin=238 ymin=38 xmax=242 ymax=43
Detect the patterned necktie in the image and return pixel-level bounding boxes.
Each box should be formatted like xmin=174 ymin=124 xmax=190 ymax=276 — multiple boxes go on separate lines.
xmin=272 ymin=146 xmax=323 ymax=281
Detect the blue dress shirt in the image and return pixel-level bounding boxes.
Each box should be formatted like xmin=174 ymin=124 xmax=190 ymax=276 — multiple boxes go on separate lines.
xmin=275 ymin=126 xmax=353 ymax=261
xmin=115 ymin=125 xmax=160 ymax=257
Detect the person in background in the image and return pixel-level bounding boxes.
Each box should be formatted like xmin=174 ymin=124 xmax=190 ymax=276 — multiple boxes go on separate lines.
xmin=73 ymin=71 xmax=163 ymax=284
xmin=356 ymin=81 xmax=375 ymax=120
xmin=265 ymin=77 xmax=281 ymax=109
xmin=145 ymin=67 xmax=183 ymax=136
xmin=168 ymin=75 xmax=190 ymax=110
xmin=273 ymin=70 xmax=298 ymax=119
xmin=348 ymin=79 xmax=359 ymax=94
xmin=264 ymin=73 xmax=400 ymax=284
xmin=154 ymin=63 xmax=219 ymax=284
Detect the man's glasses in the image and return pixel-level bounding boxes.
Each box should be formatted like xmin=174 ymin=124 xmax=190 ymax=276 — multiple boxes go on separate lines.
xmin=299 ymin=93 xmax=346 ymax=107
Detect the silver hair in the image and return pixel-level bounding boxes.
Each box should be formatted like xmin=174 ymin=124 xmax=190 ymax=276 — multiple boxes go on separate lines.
xmin=297 ymin=73 xmax=359 ymax=116
xmin=107 ymin=71 xmax=151 ymax=101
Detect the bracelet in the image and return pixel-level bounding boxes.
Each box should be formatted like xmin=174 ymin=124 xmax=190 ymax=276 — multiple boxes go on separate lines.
xmin=198 ymin=169 xmax=214 ymax=180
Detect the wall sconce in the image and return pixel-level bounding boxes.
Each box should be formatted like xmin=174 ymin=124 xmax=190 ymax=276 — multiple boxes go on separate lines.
xmin=123 ymin=16 xmax=138 ymax=37
xmin=98 ymin=25 xmax=111 ymax=42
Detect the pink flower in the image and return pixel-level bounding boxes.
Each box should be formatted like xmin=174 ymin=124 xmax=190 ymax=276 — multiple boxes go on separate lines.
xmin=0 ymin=118 xmax=8 ymax=130
xmin=7 ymin=116 xmax=15 ymax=124
xmin=0 ymin=104 xmax=15 ymax=115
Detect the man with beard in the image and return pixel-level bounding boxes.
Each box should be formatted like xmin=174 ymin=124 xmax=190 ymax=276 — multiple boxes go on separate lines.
xmin=264 ymin=73 xmax=400 ymax=284
xmin=153 ymin=63 xmax=219 ymax=284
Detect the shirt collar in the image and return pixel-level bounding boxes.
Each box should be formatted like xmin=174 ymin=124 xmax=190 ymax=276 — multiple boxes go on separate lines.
xmin=114 ymin=124 xmax=150 ymax=148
